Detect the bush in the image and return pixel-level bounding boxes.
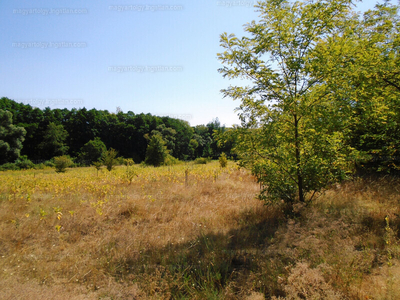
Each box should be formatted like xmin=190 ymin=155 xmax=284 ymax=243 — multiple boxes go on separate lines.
xmin=102 ymin=148 xmax=118 ymax=171
xmin=194 ymin=157 xmax=211 ymax=164
xmin=34 ymin=163 xmax=46 ymax=170
xmin=164 ymin=155 xmax=181 ymax=166
xmin=145 ymin=134 xmax=168 ymax=167
xmin=54 ymin=155 xmax=73 ymax=173
xmin=44 ymin=160 xmax=55 ymax=168
xmin=15 ymin=155 xmax=35 ymax=169
xmin=79 ymin=137 xmax=106 ymax=165
xmin=0 ymin=163 xmax=18 ymax=171
xmin=219 ymin=152 xmax=228 ymax=168
xmin=124 ymin=158 xmax=135 ymax=167
xmin=124 ymin=166 xmax=137 ymax=184
xmin=116 ymin=156 xmax=126 ymax=166
xmin=73 ymin=160 xmax=87 ymax=167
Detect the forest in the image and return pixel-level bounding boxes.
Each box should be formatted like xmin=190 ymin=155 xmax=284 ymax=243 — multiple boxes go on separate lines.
xmin=0 ymin=97 xmax=234 ymax=168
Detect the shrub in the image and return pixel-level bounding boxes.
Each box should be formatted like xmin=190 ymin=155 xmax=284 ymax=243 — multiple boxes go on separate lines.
xmin=102 ymin=148 xmax=118 ymax=171
xmin=0 ymin=163 xmax=18 ymax=171
xmin=44 ymin=160 xmax=55 ymax=167
xmin=124 ymin=167 xmax=137 ymax=184
xmin=145 ymin=134 xmax=168 ymax=167
xmin=164 ymin=154 xmax=181 ymax=166
xmin=219 ymin=152 xmax=228 ymax=168
xmin=92 ymin=161 xmax=103 ymax=176
xmin=116 ymin=156 xmax=126 ymax=166
xmin=53 ymin=155 xmax=73 ymax=173
xmin=124 ymin=158 xmax=135 ymax=167
xmin=34 ymin=163 xmax=46 ymax=170
xmin=79 ymin=137 xmax=106 ymax=165
xmin=194 ymin=157 xmax=210 ymax=164
xmin=15 ymin=155 xmax=35 ymax=169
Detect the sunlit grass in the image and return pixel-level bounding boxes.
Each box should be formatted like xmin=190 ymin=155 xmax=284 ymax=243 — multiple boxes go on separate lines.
xmin=0 ymin=161 xmax=265 ymax=299
xmin=1 ymin=164 xmax=399 ymax=299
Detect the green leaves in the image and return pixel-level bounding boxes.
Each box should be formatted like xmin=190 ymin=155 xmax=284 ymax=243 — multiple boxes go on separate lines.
xmin=145 ymin=134 xmax=169 ymax=167
xmin=79 ymin=137 xmax=107 ymax=165
xmin=54 ymin=155 xmax=73 ymax=173
xmin=313 ymin=1 xmax=400 ymax=173
xmin=218 ymin=0 xmax=360 ymax=205
xmin=0 ymin=109 xmax=26 ymax=164
xmin=102 ymin=148 xmax=118 ymax=172
xmin=39 ymin=122 xmax=69 ymax=159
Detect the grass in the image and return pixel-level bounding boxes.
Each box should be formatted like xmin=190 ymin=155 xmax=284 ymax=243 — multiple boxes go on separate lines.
xmin=0 ymin=163 xmax=399 ymax=299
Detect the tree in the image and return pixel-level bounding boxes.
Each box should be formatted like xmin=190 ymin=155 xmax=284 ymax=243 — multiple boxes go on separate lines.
xmin=218 ymin=0 xmax=355 ymax=205
xmin=54 ymin=155 xmax=73 ymax=173
xmin=64 ymin=108 xmax=96 ymax=156
xmin=39 ymin=122 xmax=69 ymax=159
xmin=206 ymin=118 xmax=223 ymax=158
xmin=151 ymin=124 xmax=177 ymax=155
xmin=79 ymin=137 xmax=107 ymax=165
xmin=219 ymin=152 xmax=228 ymax=168
xmin=0 ymin=109 xmax=26 ymax=164
xmin=102 ymin=148 xmax=118 ymax=171
xmin=214 ymin=127 xmax=237 ymax=160
xmin=92 ymin=161 xmax=103 ymax=176
xmin=193 ymin=125 xmax=212 ymax=158
xmin=188 ymin=139 xmax=199 ymax=160
xmin=310 ymin=1 xmax=400 ymax=174
xmin=161 ymin=117 xmax=193 ymax=160
xmin=145 ymin=134 xmax=169 ymax=167
xmin=0 ymin=97 xmax=44 ymax=159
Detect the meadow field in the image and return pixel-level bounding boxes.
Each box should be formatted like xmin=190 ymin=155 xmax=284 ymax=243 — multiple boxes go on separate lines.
xmin=1 ymin=162 xmax=400 ymax=299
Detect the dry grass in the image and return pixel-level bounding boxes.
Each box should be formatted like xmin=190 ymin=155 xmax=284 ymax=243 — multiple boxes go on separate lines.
xmin=0 ymin=162 xmax=265 ymax=299
xmin=1 ymin=164 xmax=400 ymax=299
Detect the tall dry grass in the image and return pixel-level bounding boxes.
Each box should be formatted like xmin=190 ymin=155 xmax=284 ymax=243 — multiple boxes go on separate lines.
xmin=0 ymin=164 xmax=399 ymax=299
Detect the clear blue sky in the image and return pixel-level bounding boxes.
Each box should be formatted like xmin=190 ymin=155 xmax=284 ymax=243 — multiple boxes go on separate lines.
xmin=0 ymin=0 xmax=379 ymax=127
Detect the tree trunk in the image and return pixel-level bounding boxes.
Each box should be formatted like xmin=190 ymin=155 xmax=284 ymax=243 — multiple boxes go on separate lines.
xmin=294 ymin=114 xmax=304 ymax=203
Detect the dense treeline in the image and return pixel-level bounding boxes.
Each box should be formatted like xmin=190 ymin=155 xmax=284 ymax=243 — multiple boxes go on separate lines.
xmin=0 ymin=97 xmax=233 ymax=165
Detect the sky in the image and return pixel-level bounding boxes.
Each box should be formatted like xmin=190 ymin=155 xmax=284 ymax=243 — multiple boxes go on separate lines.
xmin=0 ymin=0 xmax=380 ymax=127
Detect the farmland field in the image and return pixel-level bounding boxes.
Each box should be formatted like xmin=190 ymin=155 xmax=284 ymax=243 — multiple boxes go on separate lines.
xmin=0 ymin=162 xmax=266 ymax=299
xmin=1 ymin=162 xmax=400 ymax=299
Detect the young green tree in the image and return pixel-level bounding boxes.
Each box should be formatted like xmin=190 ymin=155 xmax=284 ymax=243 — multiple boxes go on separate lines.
xmin=102 ymin=148 xmax=118 ymax=171
xmin=218 ymin=0 xmax=355 ymax=205
xmin=219 ymin=152 xmax=228 ymax=168
xmin=39 ymin=122 xmax=69 ymax=159
xmin=123 ymin=158 xmax=137 ymax=184
xmin=0 ymin=109 xmax=26 ymax=164
xmin=151 ymin=124 xmax=176 ymax=156
xmin=79 ymin=137 xmax=107 ymax=165
xmin=92 ymin=160 xmax=103 ymax=176
xmin=145 ymin=133 xmax=169 ymax=167
xmin=54 ymin=155 xmax=73 ymax=173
